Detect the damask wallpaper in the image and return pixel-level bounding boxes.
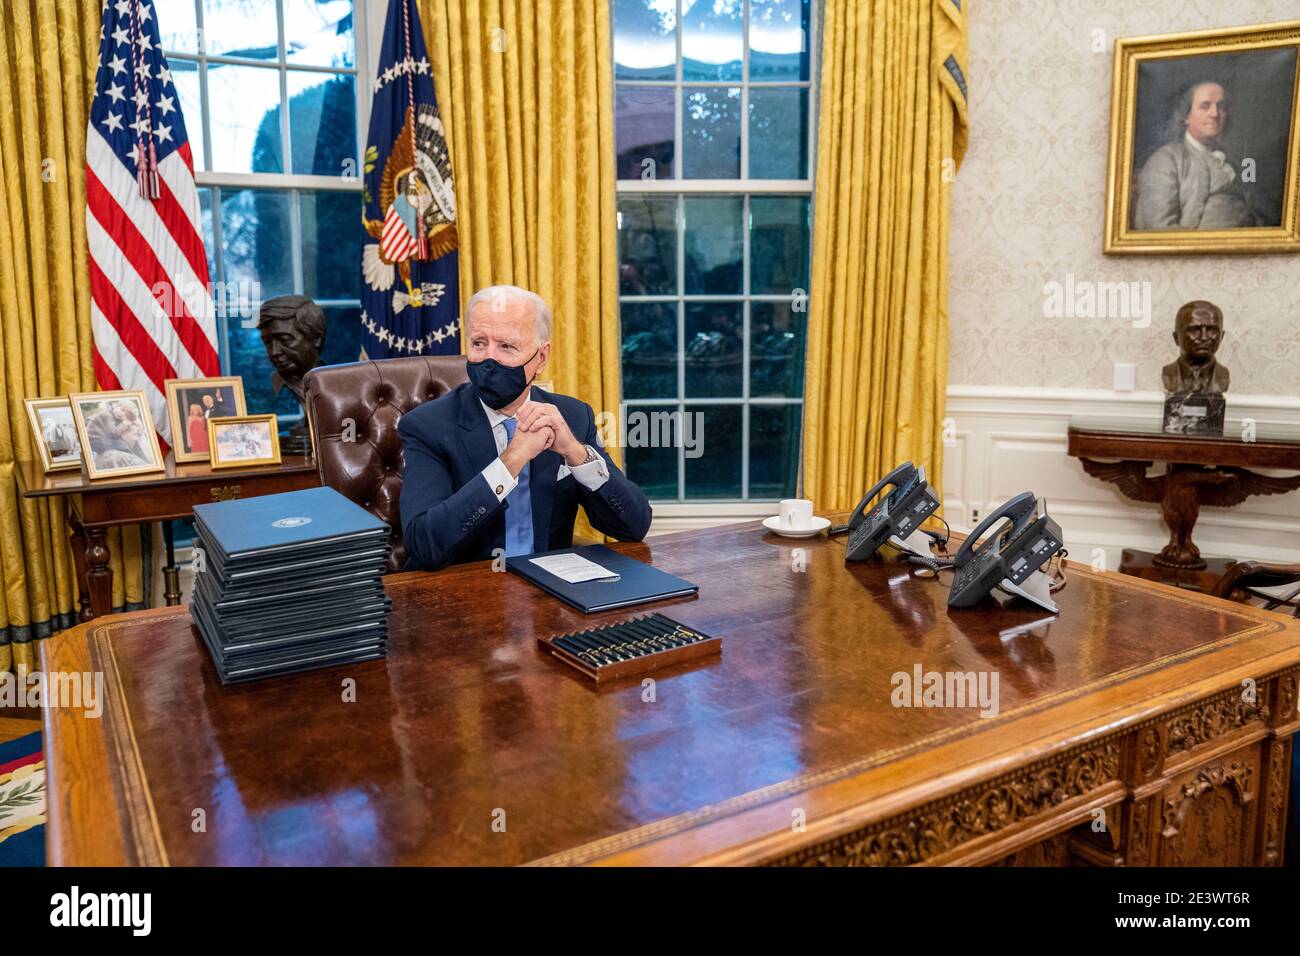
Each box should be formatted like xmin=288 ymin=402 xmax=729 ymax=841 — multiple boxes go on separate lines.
xmin=948 ymin=0 xmax=1300 ymax=396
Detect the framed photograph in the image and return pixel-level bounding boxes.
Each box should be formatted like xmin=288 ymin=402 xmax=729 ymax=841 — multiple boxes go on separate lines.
xmin=23 ymin=397 xmax=83 ymax=473
xmin=208 ymin=415 xmax=281 ymax=470
xmin=164 ymin=377 xmax=247 ymax=463
xmin=1104 ymin=21 xmax=1300 ymax=254
xmin=68 ymin=391 xmax=166 ymax=480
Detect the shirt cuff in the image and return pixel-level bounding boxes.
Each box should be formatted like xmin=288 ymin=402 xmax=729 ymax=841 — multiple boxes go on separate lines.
xmin=570 ymin=445 xmax=610 ymax=491
xmin=481 ymin=457 xmax=518 ymax=502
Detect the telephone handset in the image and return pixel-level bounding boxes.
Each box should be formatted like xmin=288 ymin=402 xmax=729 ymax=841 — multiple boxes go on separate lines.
xmin=842 ymin=461 xmax=941 ymax=562
xmin=948 ymin=492 xmax=1063 ymax=608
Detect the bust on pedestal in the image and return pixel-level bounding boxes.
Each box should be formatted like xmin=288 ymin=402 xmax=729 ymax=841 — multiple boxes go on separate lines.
xmin=257 ymin=295 xmax=326 ymax=457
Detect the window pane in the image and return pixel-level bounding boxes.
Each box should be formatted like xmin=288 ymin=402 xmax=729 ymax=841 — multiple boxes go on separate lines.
xmin=618 ymin=196 xmax=677 ymax=295
xmin=197 ymin=187 xmax=217 ymax=282
xmin=299 ymin=191 xmax=360 ymax=300
xmin=169 ymin=57 xmax=206 ymax=171
xmin=287 ymin=71 xmax=356 ymax=175
xmin=683 ymin=87 xmax=740 ymax=178
xmin=616 ymin=86 xmax=675 ymax=181
xmin=206 ymin=62 xmax=284 ymax=172
xmin=685 ymin=404 xmax=741 ymax=498
xmin=284 ymin=0 xmax=355 ymax=68
xmin=750 ymin=301 xmax=805 ymax=397
xmin=749 ymin=88 xmax=808 ymax=179
xmin=202 ymin=0 xmax=279 ymax=59
xmin=624 ymin=404 xmax=679 ymax=499
xmin=613 ymin=0 xmax=676 ymax=81
xmin=220 ymin=188 xmax=293 ymax=297
xmin=749 ymin=404 xmax=801 ymax=498
xmin=683 ymin=196 xmax=742 ymax=294
xmin=749 ymin=0 xmax=810 ymax=81
xmin=685 ymin=302 xmax=742 ymax=398
xmin=620 ymin=302 xmax=677 ymax=400
xmin=750 ymin=196 xmax=810 ymax=293
xmin=682 ymin=0 xmax=742 ymax=81
xmin=319 ymin=304 xmax=361 ymax=367
xmin=156 ymin=0 xmax=200 ymax=53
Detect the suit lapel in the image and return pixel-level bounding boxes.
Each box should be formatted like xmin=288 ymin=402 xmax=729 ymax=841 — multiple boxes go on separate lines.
xmin=457 ymin=385 xmax=505 ymax=551
xmin=457 ymin=384 xmax=500 ymax=472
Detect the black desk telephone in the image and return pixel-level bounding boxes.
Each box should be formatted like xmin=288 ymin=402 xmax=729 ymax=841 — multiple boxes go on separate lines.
xmin=840 ymin=461 xmax=941 ymax=562
xmin=948 ymin=492 xmax=1063 ymax=608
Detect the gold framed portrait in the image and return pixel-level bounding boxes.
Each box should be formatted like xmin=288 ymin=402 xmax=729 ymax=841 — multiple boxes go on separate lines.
xmin=23 ymin=397 xmax=84 ymax=473
xmin=208 ymin=414 xmax=281 ymax=470
xmin=1104 ymin=20 xmax=1300 ymax=254
xmin=68 ymin=390 xmax=166 ymax=480
xmin=164 ymin=376 xmax=247 ymax=463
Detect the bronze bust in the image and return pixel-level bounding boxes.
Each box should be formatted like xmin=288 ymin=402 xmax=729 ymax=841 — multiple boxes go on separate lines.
xmin=257 ymin=295 xmax=327 ymax=455
xmin=1161 ymin=300 xmax=1229 ymax=394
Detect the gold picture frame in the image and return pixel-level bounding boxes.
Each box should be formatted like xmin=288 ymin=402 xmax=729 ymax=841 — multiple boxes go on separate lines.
xmin=1104 ymin=20 xmax=1300 ymax=254
xmin=208 ymin=414 xmax=281 ymax=470
xmin=164 ymin=376 xmax=247 ymax=463
xmin=23 ymin=397 xmax=84 ymax=473
xmin=68 ymin=390 xmax=166 ymax=480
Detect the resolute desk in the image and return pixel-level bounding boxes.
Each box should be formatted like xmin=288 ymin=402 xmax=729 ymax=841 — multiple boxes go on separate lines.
xmin=41 ymin=518 xmax=1300 ymax=866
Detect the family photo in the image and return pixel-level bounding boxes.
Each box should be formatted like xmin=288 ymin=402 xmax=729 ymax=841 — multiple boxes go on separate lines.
xmin=68 ymin=391 xmax=164 ymax=479
xmin=23 ymin=398 xmax=83 ymax=472
xmin=164 ymin=377 xmax=247 ymax=463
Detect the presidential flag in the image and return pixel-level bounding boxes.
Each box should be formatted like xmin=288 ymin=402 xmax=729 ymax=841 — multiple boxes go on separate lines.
xmin=360 ymin=0 xmax=460 ymax=359
xmin=87 ymin=0 xmax=219 ymax=449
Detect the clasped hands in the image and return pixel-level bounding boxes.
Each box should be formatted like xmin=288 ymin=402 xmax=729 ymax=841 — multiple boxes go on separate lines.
xmin=500 ymin=400 xmax=588 ymax=477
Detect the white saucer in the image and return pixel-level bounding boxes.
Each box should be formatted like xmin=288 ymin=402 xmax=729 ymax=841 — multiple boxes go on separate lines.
xmin=763 ymin=515 xmax=831 ymax=538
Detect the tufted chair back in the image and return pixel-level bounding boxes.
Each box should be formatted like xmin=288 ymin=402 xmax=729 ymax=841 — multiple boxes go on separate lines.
xmin=304 ymin=355 xmax=469 ymax=573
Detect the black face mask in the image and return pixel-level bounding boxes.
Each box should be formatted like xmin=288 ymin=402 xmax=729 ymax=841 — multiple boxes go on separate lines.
xmin=467 ymin=348 xmax=540 ymax=409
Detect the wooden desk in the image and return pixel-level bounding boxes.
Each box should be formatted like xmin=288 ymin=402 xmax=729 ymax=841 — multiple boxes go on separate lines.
xmin=15 ymin=456 xmax=319 ymax=621
xmin=41 ymin=518 xmax=1300 ymax=866
xmin=1067 ymin=420 xmax=1300 ymax=591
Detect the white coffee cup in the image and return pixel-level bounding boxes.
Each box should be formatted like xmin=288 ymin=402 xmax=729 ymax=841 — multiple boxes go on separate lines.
xmin=778 ymin=498 xmax=815 ymax=529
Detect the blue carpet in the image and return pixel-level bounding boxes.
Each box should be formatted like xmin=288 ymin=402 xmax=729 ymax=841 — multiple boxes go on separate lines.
xmin=0 ymin=731 xmax=46 ymax=867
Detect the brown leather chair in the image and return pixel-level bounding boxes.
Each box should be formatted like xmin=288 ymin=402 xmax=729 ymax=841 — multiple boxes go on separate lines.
xmin=1212 ymin=561 xmax=1300 ymax=618
xmin=304 ymin=355 xmax=468 ymax=573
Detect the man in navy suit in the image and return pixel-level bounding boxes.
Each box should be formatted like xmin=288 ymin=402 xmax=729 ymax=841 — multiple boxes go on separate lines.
xmin=398 ymin=285 xmax=653 ymax=571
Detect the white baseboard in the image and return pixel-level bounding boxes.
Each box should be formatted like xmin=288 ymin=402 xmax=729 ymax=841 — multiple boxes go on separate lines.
xmin=943 ymin=386 xmax=1300 ymax=570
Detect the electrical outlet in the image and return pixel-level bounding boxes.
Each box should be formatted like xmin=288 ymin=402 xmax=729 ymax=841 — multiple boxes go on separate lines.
xmin=1113 ymin=362 xmax=1137 ymax=392
xmin=970 ymin=506 xmax=981 ymax=525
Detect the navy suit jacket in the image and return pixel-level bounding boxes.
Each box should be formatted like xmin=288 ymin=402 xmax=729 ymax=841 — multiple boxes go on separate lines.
xmin=398 ymin=382 xmax=653 ymax=571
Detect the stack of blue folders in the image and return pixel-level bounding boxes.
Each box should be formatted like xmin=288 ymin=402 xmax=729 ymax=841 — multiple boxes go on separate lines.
xmin=189 ymin=486 xmax=392 ymax=684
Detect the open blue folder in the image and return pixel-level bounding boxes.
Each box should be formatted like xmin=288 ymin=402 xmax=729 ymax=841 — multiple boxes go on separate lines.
xmin=506 ymin=544 xmax=698 ymax=613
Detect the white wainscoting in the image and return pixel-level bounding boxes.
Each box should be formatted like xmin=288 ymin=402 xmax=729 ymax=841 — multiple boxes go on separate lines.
xmin=943 ymin=386 xmax=1300 ymax=571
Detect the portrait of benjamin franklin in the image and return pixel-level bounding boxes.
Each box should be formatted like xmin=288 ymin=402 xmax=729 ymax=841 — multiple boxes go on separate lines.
xmin=1128 ymin=48 xmax=1297 ymax=233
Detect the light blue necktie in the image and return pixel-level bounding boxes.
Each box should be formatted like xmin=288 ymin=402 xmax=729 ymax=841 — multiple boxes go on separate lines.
xmin=500 ymin=417 xmax=534 ymax=556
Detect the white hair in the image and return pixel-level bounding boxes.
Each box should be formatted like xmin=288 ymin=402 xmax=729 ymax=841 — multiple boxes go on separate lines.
xmin=466 ymin=285 xmax=552 ymax=345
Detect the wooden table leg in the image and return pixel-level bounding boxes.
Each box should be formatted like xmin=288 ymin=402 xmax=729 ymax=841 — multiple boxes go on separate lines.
xmin=67 ymin=508 xmax=93 ymax=623
xmin=84 ymin=526 xmax=114 ymax=620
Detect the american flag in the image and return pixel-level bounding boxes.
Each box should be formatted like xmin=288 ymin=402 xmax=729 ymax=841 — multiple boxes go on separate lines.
xmin=87 ymin=0 xmax=219 ymax=449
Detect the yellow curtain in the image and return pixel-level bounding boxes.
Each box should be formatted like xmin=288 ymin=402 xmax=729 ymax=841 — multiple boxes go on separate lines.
xmin=421 ymin=0 xmax=621 ymax=451
xmin=0 ymin=0 xmax=143 ymax=674
xmin=802 ymin=0 xmax=969 ymax=512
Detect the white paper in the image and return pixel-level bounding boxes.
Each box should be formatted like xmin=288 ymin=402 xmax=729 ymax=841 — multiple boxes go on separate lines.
xmin=529 ymin=553 xmax=619 ymax=583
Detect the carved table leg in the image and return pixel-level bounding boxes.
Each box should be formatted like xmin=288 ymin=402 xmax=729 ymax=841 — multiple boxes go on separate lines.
xmin=84 ymin=526 xmax=114 ymax=620
xmin=68 ymin=515 xmax=93 ymax=623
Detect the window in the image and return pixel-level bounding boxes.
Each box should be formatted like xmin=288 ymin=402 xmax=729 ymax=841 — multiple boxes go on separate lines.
xmin=613 ymin=0 xmax=814 ymax=503
xmin=159 ymin=0 xmax=365 ymax=418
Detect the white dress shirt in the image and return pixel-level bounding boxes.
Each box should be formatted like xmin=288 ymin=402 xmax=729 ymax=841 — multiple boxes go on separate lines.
xmin=478 ymin=398 xmax=610 ymax=502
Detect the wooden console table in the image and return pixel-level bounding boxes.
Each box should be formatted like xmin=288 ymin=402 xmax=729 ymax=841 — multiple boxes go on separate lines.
xmin=1068 ymin=420 xmax=1300 ymax=592
xmin=15 ymin=456 xmax=319 ymax=621
xmin=41 ymin=517 xmax=1300 ymax=866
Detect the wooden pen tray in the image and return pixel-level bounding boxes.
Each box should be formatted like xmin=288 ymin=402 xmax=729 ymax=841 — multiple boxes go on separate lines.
xmin=537 ymin=612 xmax=721 ymax=683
